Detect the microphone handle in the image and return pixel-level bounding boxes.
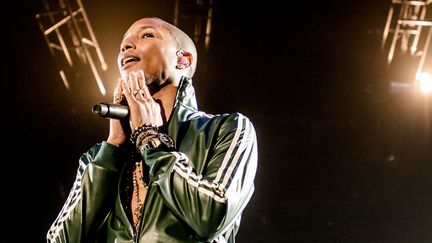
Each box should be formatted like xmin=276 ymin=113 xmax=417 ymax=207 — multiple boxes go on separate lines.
xmin=92 ymin=103 xmax=129 ymax=119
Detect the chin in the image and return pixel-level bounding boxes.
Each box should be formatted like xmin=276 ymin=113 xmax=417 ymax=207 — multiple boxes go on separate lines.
xmin=145 ymin=74 xmax=161 ymax=84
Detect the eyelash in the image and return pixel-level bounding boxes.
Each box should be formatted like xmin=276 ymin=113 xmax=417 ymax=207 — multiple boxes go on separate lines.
xmin=141 ymin=33 xmax=154 ymax=38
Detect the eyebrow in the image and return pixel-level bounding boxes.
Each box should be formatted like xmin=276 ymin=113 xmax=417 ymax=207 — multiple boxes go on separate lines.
xmin=122 ymin=26 xmax=158 ymax=40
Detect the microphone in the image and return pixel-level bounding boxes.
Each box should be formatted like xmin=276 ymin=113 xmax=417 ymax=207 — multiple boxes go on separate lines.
xmin=92 ymin=103 xmax=129 ymax=119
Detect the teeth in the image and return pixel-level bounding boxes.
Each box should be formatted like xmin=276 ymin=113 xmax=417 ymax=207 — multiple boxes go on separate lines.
xmin=123 ymin=57 xmax=138 ymax=65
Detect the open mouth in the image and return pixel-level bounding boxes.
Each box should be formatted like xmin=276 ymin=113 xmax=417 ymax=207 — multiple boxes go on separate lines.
xmin=122 ymin=56 xmax=140 ymax=66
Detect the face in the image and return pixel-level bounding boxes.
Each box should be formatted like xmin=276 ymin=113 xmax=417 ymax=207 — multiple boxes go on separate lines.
xmin=117 ymin=18 xmax=178 ymax=86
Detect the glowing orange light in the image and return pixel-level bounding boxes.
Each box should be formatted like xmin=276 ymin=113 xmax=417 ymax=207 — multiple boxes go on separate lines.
xmin=416 ymin=72 xmax=432 ymax=94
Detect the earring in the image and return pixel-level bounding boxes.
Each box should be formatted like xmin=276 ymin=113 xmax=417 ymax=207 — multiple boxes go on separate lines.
xmin=176 ymin=63 xmax=186 ymax=69
xmin=176 ymin=50 xmax=184 ymax=57
xmin=176 ymin=50 xmax=189 ymax=69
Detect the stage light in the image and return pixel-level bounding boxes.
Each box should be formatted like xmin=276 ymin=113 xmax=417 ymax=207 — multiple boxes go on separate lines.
xmin=416 ymin=72 xmax=432 ymax=94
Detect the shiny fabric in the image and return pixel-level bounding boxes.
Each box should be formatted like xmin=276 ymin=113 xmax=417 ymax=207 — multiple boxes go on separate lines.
xmin=47 ymin=77 xmax=258 ymax=243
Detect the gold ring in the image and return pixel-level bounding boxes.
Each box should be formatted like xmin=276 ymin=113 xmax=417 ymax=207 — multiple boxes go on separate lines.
xmin=114 ymin=95 xmax=125 ymax=104
xmin=133 ymin=90 xmax=144 ymax=96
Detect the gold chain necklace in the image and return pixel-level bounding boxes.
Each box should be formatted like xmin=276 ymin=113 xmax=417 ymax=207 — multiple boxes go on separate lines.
xmin=132 ymin=161 xmax=147 ymax=231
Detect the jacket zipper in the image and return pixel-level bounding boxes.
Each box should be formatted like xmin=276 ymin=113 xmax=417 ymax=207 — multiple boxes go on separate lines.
xmin=134 ymin=160 xmax=151 ymax=243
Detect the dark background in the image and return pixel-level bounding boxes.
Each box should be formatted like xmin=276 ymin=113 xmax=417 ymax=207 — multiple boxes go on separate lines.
xmin=6 ymin=0 xmax=432 ymax=242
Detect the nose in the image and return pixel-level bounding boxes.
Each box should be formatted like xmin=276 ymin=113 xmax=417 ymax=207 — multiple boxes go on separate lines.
xmin=120 ymin=36 xmax=135 ymax=52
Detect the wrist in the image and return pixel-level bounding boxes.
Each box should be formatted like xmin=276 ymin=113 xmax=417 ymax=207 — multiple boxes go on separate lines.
xmin=129 ymin=124 xmax=174 ymax=153
xmin=107 ymin=135 xmax=126 ymax=147
xmin=137 ymin=132 xmax=175 ymax=153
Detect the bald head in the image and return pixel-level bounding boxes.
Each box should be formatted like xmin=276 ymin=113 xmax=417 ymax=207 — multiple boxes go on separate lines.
xmin=150 ymin=17 xmax=198 ymax=78
xmin=118 ymin=17 xmax=198 ymax=87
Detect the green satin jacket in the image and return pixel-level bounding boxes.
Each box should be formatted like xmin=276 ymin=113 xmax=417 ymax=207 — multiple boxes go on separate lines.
xmin=47 ymin=77 xmax=258 ymax=243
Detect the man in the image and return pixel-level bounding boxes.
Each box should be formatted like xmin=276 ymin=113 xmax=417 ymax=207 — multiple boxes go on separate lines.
xmin=47 ymin=17 xmax=258 ymax=243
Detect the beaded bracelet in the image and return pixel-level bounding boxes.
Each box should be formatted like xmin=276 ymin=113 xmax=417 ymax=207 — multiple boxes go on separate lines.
xmin=135 ymin=130 xmax=158 ymax=147
xmin=130 ymin=123 xmax=159 ymax=145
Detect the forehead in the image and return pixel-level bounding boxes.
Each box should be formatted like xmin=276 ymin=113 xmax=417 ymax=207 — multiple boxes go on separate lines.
xmin=123 ymin=18 xmax=168 ymax=38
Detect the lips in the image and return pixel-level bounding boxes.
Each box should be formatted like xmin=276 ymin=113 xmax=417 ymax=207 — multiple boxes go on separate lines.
xmin=120 ymin=54 xmax=140 ymax=68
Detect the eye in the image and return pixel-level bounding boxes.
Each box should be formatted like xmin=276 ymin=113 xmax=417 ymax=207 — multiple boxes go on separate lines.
xmin=140 ymin=33 xmax=154 ymax=39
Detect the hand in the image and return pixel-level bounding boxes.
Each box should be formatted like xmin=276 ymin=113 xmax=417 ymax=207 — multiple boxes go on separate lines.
xmin=106 ymin=78 xmax=128 ymax=147
xmin=122 ymin=70 xmax=163 ymax=131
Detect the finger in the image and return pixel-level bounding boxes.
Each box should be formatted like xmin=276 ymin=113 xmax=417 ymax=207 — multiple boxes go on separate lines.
xmin=138 ymin=70 xmax=152 ymax=99
xmin=113 ymin=78 xmax=126 ymax=104
xmin=137 ymin=70 xmax=145 ymax=89
xmin=129 ymin=71 xmax=145 ymax=100
xmin=121 ymin=78 xmax=133 ymax=101
xmin=129 ymin=71 xmax=140 ymax=92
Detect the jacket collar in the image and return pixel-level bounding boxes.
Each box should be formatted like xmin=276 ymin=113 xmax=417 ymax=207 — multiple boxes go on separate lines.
xmin=167 ymin=76 xmax=199 ymax=139
xmin=173 ymin=76 xmax=198 ymax=112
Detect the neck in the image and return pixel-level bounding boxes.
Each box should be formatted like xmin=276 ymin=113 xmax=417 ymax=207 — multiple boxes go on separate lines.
xmin=152 ymin=83 xmax=178 ymax=126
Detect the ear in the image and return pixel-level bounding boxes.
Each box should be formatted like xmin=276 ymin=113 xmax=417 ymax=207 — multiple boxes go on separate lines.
xmin=175 ymin=50 xmax=193 ymax=70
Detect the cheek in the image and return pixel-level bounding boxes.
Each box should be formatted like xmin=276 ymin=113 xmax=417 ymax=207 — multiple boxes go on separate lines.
xmin=162 ymin=48 xmax=177 ymax=67
xmin=148 ymin=48 xmax=172 ymax=69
